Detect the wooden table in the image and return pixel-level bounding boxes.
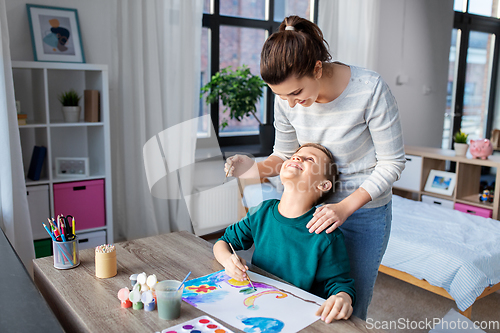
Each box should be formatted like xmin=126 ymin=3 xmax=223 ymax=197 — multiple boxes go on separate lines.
xmin=33 ymin=231 xmax=384 ymax=333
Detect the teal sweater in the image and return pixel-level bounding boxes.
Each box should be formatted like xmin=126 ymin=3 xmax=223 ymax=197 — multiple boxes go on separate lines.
xmin=219 ymin=199 xmax=356 ymax=304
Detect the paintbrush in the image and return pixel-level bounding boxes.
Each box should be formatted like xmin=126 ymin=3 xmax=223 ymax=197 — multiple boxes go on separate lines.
xmin=229 ymin=243 xmax=256 ymax=290
xmin=223 ymin=167 xmax=230 ymax=184
xmin=223 ymin=158 xmax=234 ymax=184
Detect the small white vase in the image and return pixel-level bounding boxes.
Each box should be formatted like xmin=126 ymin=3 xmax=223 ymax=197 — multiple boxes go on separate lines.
xmin=454 ymin=143 xmax=469 ymax=156
xmin=62 ymin=106 xmax=81 ymax=123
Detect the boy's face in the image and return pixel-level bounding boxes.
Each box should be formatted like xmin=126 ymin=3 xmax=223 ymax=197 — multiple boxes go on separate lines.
xmin=280 ymin=146 xmax=332 ymax=194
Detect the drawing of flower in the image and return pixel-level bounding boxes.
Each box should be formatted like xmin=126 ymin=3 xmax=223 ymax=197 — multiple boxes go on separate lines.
xmin=186 ymin=284 xmax=217 ymax=293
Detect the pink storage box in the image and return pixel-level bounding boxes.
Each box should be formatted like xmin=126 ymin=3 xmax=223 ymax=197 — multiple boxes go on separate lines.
xmin=454 ymin=202 xmax=492 ymax=218
xmin=54 ymin=179 xmax=106 ymax=231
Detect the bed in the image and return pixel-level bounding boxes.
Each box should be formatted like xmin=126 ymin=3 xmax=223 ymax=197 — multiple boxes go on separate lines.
xmin=380 ymin=195 xmax=500 ymax=318
xmin=240 ymin=181 xmax=500 ymax=319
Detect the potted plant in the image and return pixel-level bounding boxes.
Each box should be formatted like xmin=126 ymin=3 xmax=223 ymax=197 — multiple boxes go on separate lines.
xmin=201 ymin=65 xmax=273 ymax=152
xmin=58 ymin=89 xmax=81 ymax=123
xmin=453 ymin=130 xmax=469 ymax=156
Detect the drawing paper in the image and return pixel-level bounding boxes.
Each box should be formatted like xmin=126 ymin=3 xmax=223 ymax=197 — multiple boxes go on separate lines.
xmin=182 ymin=270 xmax=324 ymax=333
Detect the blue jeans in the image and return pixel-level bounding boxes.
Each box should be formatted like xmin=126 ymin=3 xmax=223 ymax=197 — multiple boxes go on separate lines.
xmin=339 ymin=200 xmax=392 ymax=320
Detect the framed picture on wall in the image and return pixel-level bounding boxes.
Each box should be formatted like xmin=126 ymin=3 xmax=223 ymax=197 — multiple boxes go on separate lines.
xmin=26 ymin=4 xmax=85 ymax=63
xmin=424 ymin=169 xmax=457 ymax=196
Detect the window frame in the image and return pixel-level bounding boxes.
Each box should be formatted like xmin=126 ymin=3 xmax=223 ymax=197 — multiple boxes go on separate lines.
xmin=450 ymin=7 xmax=500 ymax=145
xmin=201 ymin=0 xmax=319 ymax=147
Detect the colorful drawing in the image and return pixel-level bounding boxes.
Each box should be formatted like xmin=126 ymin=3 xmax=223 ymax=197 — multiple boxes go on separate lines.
xmin=240 ymin=317 xmax=285 ymax=333
xmin=227 ymin=278 xmax=250 ymax=287
xmin=186 ymin=284 xmax=217 ymax=293
xmin=243 ymin=291 xmax=287 ymax=309
xmin=239 ymin=288 xmax=257 ymax=295
xmin=182 ymin=270 xmax=324 ymax=333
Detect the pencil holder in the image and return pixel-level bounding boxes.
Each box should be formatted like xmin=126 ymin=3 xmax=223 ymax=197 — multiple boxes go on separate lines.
xmin=95 ymin=244 xmax=117 ymax=278
xmin=53 ymin=237 xmax=80 ymax=269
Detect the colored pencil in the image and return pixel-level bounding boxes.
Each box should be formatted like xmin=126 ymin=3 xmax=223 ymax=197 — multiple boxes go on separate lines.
xmin=229 ymin=243 xmax=256 ymax=290
xmin=42 ymin=223 xmax=57 ymax=242
xmin=72 ymin=217 xmax=76 ymax=260
xmin=47 ymin=217 xmax=56 ymax=230
xmin=42 ymin=223 xmax=74 ymax=265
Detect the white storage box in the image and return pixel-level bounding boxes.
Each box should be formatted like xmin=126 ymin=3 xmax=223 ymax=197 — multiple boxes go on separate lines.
xmin=27 ymin=185 xmax=50 ymax=240
xmin=393 ymin=155 xmax=422 ymax=192
xmin=421 ymin=194 xmax=454 ymax=209
xmin=76 ymin=230 xmax=107 ymax=250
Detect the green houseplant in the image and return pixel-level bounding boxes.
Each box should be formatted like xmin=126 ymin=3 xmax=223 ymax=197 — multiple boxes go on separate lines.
xmin=201 ymin=65 xmax=267 ymax=130
xmin=453 ymin=130 xmax=469 ymax=156
xmin=58 ymin=89 xmax=82 ymax=123
xmin=201 ymin=65 xmax=274 ymax=153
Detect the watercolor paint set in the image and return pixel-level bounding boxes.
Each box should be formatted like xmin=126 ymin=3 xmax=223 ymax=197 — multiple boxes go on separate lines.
xmin=158 ymin=315 xmax=234 ymax=333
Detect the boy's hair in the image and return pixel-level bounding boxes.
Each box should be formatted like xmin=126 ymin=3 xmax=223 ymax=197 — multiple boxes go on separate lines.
xmin=294 ymin=143 xmax=337 ymax=204
xmin=260 ymin=15 xmax=332 ymax=85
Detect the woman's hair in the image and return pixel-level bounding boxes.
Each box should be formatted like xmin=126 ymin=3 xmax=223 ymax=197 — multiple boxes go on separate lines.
xmin=260 ymin=16 xmax=332 ymax=85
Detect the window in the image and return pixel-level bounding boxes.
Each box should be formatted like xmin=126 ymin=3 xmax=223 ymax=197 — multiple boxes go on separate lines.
xmin=199 ymin=0 xmax=317 ymax=146
xmin=443 ymin=0 xmax=500 ymax=148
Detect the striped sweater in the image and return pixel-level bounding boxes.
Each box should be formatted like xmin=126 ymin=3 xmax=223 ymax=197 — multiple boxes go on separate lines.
xmin=271 ymin=65 xmax=406 ymax=209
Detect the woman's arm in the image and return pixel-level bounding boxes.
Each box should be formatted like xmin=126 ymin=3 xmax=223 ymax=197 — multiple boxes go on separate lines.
xmin=308 ymin=77 xmax=405 ymax=234
xmin=225 ymin=96 xmax=296 ymax=179
xmin=224 ymin=154 xmax=284 ymax=179
xmin=256 ymin=155 xmax=284 ymax=178
xmin=358 ymin=77 xmax=406 ymax=200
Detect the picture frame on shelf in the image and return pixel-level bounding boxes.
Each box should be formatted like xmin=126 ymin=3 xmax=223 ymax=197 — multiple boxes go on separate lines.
xmin=26 ymin=4 xmax=85 ymax=63
xmin=424 ymin=169 xmax=457 ymax=196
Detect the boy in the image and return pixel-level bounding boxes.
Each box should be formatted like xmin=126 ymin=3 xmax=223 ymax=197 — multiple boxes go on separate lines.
xmin=214 ymin=143 xmax=355 ymax=323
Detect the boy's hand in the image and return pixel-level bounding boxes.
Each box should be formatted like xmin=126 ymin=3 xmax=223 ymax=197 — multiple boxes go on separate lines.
xmin=222 ymin=253 xmax=249 ymax=282
xmin=315 ymin=292 xmax=353 ymax=323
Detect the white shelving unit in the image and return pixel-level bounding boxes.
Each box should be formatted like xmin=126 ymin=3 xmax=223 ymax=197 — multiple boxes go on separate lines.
xmin=393 ymin=145 xmax=500 ymax=220
xmin=13 ymin=61 xmax=113 ymax=248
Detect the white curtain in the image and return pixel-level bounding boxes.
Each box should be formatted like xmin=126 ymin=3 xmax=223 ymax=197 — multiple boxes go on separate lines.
xmin=111 ymin=0 xmax=203 ymax=241
xmin=318 ymin=0 xmax=380 ymax=70
xmin=0 ymin=0 xmax=35 ymax=274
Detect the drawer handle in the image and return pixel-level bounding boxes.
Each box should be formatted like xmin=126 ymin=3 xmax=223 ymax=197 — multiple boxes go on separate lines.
xmin=433 ymin=201 xmax=441 ymax=205
xmin=78 ymin=238 xmax=89 ymax=243
xmin=466 ymin=209 xmax=476 ymax=214
xmin=73 ymin=186 xmax=86 ymax=191
xmin=406 ymin=157 xmax=412 ymax=162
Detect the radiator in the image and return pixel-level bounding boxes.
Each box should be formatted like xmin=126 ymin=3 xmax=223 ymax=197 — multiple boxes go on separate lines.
xmin=185 ymin=179 xmax=242 ymax=236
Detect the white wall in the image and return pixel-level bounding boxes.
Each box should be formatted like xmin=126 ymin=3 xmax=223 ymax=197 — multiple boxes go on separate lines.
xmin=376 ymin=0 xmax=454 ymax=148
xmin=5 ymin=0 xmax=114 ymax=66
xmin=6 ymin=0 xmax=454 ymax=149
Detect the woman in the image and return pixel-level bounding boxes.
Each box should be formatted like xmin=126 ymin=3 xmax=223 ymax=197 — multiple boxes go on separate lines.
xmin=225 ymin=16 xmax=405 ymax=320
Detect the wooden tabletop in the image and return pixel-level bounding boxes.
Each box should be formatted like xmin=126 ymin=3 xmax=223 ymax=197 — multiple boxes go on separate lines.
xmin=33 ymin=231 xmax=385 ymax=333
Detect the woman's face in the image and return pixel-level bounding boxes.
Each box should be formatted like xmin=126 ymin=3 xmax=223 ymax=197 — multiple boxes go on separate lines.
xmin=267 ymin=74 xmax=321 ymax=108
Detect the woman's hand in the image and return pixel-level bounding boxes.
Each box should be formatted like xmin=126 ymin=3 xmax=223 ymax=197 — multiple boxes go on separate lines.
xmin=224 ymin=154 xmax=259 ymax=179
xmin=315 ymin=292 xmax=353 ymax=323
xmin=306 ymin=203 xmax=349 ymax=234
xmin=307 ymin=188 xmax=372 ymax=234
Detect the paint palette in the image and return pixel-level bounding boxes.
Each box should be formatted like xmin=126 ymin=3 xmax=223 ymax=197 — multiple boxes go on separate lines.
xmin=159 ymin=315 xmax=234 ymax=333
